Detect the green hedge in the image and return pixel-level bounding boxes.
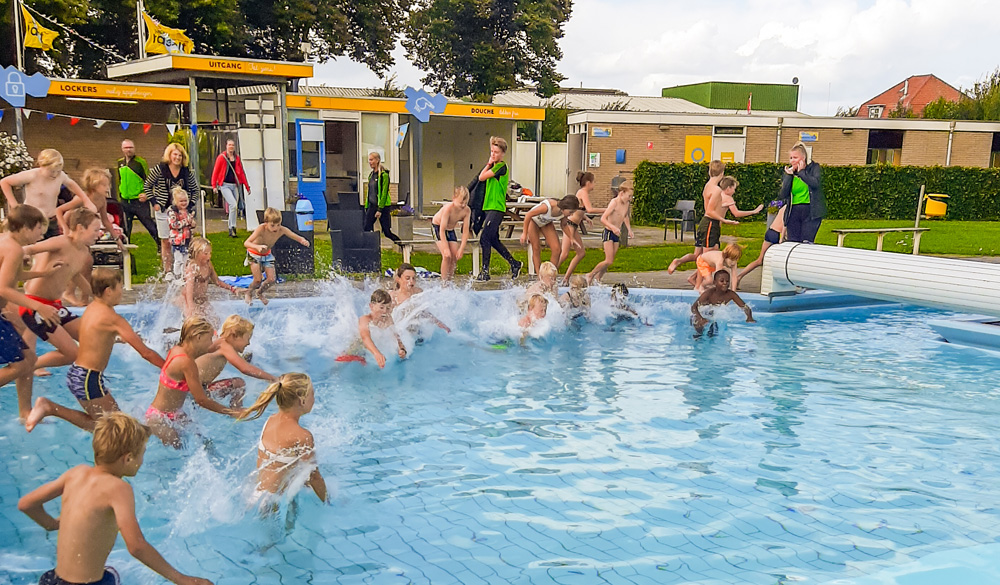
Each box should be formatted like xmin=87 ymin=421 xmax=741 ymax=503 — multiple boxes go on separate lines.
xmin=633 ymin=161 xmax=1000 ymax=225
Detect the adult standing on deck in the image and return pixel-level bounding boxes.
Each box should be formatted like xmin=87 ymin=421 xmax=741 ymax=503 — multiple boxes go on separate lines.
xmin=362 ymin=151 xmax=400 ymax=244
xmin=476 ymin=136 xmax=522 ymax=281
xmin=779 ymin=142 xmax=825 ymax=243
xmin=145 ymin=143 xmax=199 ymax=276
xmin=115 ymin=140 xmax=157 ymax=246
xmin=211 ymin=139 xmax=251 ymax=238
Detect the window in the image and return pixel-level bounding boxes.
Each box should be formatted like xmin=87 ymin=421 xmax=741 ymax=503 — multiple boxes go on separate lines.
xmin=867 ymin=130 xmax=904 ymax=165
xmin=991 ymin=133 xmax=1000 ymax=168
xmin=867 ymin=105 xmax=884 ymax=118
xmin=867 ymin=148 xmax=901 ymax=165
xmin=713 ymin=126 xmax=745 ymax=136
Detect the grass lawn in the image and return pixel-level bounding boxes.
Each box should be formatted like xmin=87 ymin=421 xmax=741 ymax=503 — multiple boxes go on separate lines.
xmin=128 ymin=220 xmax=993 ymax=282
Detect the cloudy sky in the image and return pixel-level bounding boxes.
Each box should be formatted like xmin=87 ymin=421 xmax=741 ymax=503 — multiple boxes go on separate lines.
xmin=314 ymin=0 xmax=995 ymax=115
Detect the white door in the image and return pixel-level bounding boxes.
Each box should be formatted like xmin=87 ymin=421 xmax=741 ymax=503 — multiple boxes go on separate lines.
xmin=711 ymin=136 xmax=746 ymax=164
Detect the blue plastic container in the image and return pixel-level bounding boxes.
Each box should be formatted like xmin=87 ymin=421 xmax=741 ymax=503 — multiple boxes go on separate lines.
xmin=295 ymin=197 xmax=314 ymax=231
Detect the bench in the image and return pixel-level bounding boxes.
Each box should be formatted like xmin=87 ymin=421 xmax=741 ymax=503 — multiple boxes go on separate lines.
xmin=395 ymin=238 xmax=537 ymax=277
xmin=830 ymin=227 xmax=930 ymax=255
xmin=90 ymin=243 xmax=139 ymax=290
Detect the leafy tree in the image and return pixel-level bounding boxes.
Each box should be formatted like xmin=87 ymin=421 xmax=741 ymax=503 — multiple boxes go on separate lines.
xmin=887 ymin=97 xmax=915 ymax=118
xmin=403 ymin=0 xmax=573 ymax=101
xmin=922 ymin=68 xmax=1000 ymax=120
xmin=517 ymin=101 xmax=568 ymax=142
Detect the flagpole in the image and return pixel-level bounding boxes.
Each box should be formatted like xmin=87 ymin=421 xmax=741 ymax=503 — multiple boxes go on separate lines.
xmin=136 ymin=0 xmax=146 ymax=59
xmin=12 ymin=0 xmax=25 ymax=141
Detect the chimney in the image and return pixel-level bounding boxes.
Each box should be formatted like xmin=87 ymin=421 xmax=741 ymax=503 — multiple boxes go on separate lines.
xmin=903 ymin=79 xmax=909 ymax=96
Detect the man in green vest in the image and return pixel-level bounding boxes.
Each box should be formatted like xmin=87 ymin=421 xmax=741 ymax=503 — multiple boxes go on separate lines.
xmin=115 ymin=140 xmax=157 ymax=245
xmin=476 ymin=136 xmax=522 ymax=281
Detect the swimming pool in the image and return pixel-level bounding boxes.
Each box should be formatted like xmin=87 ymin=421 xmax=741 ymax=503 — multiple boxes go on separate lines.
xmin=2 ymin=284 xmax=999 ymax=585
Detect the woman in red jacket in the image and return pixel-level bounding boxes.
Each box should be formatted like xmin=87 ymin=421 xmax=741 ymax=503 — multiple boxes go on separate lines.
xmin=211 ymin=139 xmax=250 ymax=237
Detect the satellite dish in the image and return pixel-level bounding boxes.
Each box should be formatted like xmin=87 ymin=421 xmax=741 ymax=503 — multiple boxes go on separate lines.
xmin=792 ymin=77 xmax=799 ymax=85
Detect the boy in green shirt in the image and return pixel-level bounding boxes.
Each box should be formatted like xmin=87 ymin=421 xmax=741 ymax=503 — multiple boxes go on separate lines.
xmin=476 ymin=137 xmax=522 ymax=281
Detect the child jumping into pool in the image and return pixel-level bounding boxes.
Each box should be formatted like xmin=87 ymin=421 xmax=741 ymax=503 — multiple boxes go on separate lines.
xmin=182 ymin=237 xmax=238 ymax=327
xmin=239 ymin=373 xmax=328 ymax=507
xmin=523 ymin=261 xmax=559 ymax=306
xmin=146 ymin=317 xmax=241 ymax=447
xmin=196 ymin=315 xmax=276 ymax=407
xmin=244 ymin=207 xmax=310 ymax=306
xmin=431 ymin=186 xmax=472 ymax=282
xmin=691 ymin=243 xmax=743 ymax=293
xmin=691 ymin=269 xmax=755 ymax=335
xmin=668 ymin=160 xmax=731 ymax=274
xmin=559 ymin=274 xmax=591 ymax=320
xmin=354 ymin=289 xmax=407 ymax=369
xmin=390 ymin=263 xmax=450 ymax=333
xmin=18 ymin=412 xmax=213 ymax=585
xmin=586 ymin=184 xmax=634 ymax=285
xmin=26 ymin=269 xmax=165 ymax=433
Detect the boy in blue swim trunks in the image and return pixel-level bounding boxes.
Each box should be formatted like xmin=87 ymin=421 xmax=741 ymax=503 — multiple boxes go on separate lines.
xmin=19 ymin=412 xmax=213 ymax=585
xmin=586 ymin=184 xmax=634 ymax=284
xmin=431 ymin=186 xmax=471 ymax=282
xmin=25 ymin=268 xmax=165 ymax=433
xmin=244 ymin=206 xmax=310 ymax=306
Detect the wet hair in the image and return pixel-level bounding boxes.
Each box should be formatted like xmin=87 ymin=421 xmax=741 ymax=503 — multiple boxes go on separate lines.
xmin=394 ymin=263 xmax=416 ymax=289
xmin=162 ymin=142 xmax=190 ymax=166
xmin=568 ymin=274 xmax=587 ymax=289
xmin=3 ymin=204 xmax=47 ymax=232
xmin=220 ymin=315 xmax=254 ymax=339
xmin=91 ymin=268 xmax=123 ymax=297
xmin=453 ymin=185 xmax=470 ymax=203
xmin=239 ymin=372 xmax=313 ymax=421
xmin=93 ymin=412 xmax=150 ymax=465
xmin=722 ymin=242 xmax=744 ymax=263
xmin=263 ymin=207 xmax=281 ymax=225
xmin=708 ymin=160 xmax=726 ymax=177
xmin=790 ymin=142 xmax=809 ymax=162
xmin=556 ymin=195 xmax=580 ymax=211
xmin=576 ymin=171 xmax=595 ymax=187
xmin=179 ymin=317 xmax=214 ymax=344
xmin=490 ymin=136 xmax=508 ymax=153
xmin=66 ymin=208 xmax=99 ymax=231
xmin=188 ymin=237 xmax=211 ymax=260
xmin=719 ymin=176 xmax=739 ymax=190
xmin=81 ymin=168 xmax=111 ymax=194
xmin=527 ymin=294 xmax=548 ymax=311
xmin=611 ymin=282 xmax=629 ymax=298
xmin=36 ymin=149 xmax=63 ymax=168
xmin=538 ymin=261 xmax=558 ymax=280
xmin=370 ymin=288 xmax=392 ymax=305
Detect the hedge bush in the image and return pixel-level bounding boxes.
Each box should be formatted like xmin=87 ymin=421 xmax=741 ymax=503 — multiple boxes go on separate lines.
xmin=633 ymin=161 xmax=1000 ymax=225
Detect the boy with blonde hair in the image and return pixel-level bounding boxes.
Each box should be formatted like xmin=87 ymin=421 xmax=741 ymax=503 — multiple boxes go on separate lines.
xmin=196 ymin=315 xmax=277 ymax=407
xmin=18 ymin=412 xmax=213 ymax=585
xmin=431 ymin=185 xmax=472 ymax=281
xmin=1 ymin=149 xmax=96 ymax=240
xmin=525 ymin=261 xmax=558 ymax=302
xmin=587 ymin=184 xmax=634 ymax=284
xmin=668 ymin=160 xmax=733 ymax=274
xmin=243 ymin=207 xmax=310 ymax=305
xmin=691 ymin=242 xmax=743 ymax=292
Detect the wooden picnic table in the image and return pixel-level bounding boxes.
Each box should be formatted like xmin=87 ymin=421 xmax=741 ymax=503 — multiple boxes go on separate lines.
xmin=830 ymin=227 xmax=930 ymax=255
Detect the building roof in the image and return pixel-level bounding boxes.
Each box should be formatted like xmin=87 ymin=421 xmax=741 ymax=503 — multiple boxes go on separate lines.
xmin=661 ymin=81 xmax=800 ymax=112
xmin=493 ymin=88 xmax=808 ymax=117
xmin=857 ymin=75 xmax=964 ymax=118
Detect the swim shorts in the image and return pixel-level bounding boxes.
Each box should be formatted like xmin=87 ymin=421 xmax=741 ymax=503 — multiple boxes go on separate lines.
xmin=145 ymin=406 xmax=188 ymax=423
xmin=696 ymin=256 xmax=713 ymax=279
xmin=67 ymin=364 xmax=110 ymax=402
xmin=19 ymin=295 xmax=78 ymax=341
xmin=246 ymin=251 xmax=275 ymax=269
xmin=204 ymin=377 xmax=245 ymax=394
xmin=432 ymin=224 xmax=457 ymax=242
xmin=764 ymin=228 xmax=781 ymax=245
xmin=41 ymin=218 xmax=61 ymax=241
xmin=602 ymin=228 xmax=620 ymax=243
xmin=0 ymin=314 xmax=28 ymax=365
xmin=40 ymin=567 xmax=119 ymax=585
xmin=695 ymin=216 xmax=721 ymax=249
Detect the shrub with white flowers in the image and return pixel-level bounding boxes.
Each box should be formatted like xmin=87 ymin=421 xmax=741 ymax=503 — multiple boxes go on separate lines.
xmin=0 ymin=132 xmax=34 ymax=180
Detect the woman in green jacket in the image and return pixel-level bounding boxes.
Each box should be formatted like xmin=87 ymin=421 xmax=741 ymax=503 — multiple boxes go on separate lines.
xmin=362 ymin=152 xmax=400 ymax=243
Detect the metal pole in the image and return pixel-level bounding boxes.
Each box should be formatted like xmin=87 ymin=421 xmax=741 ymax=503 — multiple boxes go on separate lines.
xmin=188 ymin=77 xmax=205 ymax=237
xmin=915 ymin=184 xmax=925 ymax=229
xmin=12 ymin=0 xmax=25 ymax=141
xmin=279 ymin=83 xmax=290 ymax=208
xmin=258 ymin=97 xmax=267 ymax=213
xmin=414 ymin=121 xmax=424 ymax=215
xmin=534 ymin=120 xmax=542 ymax=197
xmin=137 ymin=0 xmax=146 ymax=59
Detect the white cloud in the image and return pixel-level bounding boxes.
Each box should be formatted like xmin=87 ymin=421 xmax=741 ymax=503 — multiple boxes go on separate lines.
xmin=311 ymin=0 xmax=999 ymax=115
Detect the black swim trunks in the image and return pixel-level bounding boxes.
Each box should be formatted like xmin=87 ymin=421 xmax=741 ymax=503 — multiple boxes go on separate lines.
xmin=67 ymin=363 xmax=110 ymax=402
xmin=431 ymin=224 xmax=457 ymax=242
xmin=764 ymin=228 xmax=781 ymax=245
xmin=0 ymin=314 xmax=27 ymax=365
xmin=602 ymin=228 xmax=620 ymax=243
xmin=40 ymin=567 xmax=120 ymax=585
xmin=695 ymin=216 xmax=721 ymax=249
xmin=19 ymin=296 xmax=78 ymax=341
xmin=42 ymin=217 xmax=61 ymax=240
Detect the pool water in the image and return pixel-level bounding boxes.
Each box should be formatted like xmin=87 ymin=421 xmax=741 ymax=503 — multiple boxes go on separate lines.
xmin=2 ymin=284 xmax=1000 ymax=585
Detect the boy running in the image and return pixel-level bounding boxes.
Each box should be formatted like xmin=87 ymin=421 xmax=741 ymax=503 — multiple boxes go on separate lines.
xmin=358 ymin=289 xmax=407 ymax=368
xmin=691 ymin=270 xmax=755 ymax=335
xmin=586 ymin=185 xmax=634 ymax=284
xmin=431 ymin=186 xmax=472 ymax=282
xmin=243 ymin=207 xmax=310 ymax=305
xmin=25 ymin=269 xmax=165 ymax=432
xmin=18 ymin=412 xmax=213 ymax=585
xmin=196 ymin=315 xmax=276 ymax=405
xmin=668 ymin=160 xmax=731 ymax=273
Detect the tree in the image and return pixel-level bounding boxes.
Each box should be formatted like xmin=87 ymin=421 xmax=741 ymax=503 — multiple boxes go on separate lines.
xmin=922 ymin=68 xmax=1000 ymax=120
xmin=403 ymin=0 xmax=572 ymax=101
xmin=517 ymin=100 xmax=568 ymax=142
xmin=835 ymin=105 xmax=859 ymax=117
xmin=887 ymin=97 xmax=915 ymax=119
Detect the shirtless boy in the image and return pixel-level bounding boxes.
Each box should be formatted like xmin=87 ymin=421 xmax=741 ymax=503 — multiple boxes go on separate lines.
xmin=431 ymin=186 xmax=472 ymax=281
xmin=668 ymin=160 xmax=731 ymax=274
xmin=18 ymin=412 xmax=213 ymax=585
xmin=359 ymin=289 xmax=407 ymax=369
xmin=56 ymin=168 xmax=124 ymax=251
xmin=243 ymin=207 xmax=309 ymax=305
xmin=25 ymin=269 xmax=165 ymax=432
xmin=196 ymin=315 xmax=276 ymax=406
xmin=1 ymin=149 xmax=96 ymax=239
xmin=691 ymin=270 xmax=755 ymax=335
xmin=586 ymin=184 xmax=634 ymax=284
xmin=0 ymin=205 xmax=58 ymax=419
xmin=20 ymin=208 xmax=102 ymax=376
xmin=691 ymin=243 xmax=743 ymax=292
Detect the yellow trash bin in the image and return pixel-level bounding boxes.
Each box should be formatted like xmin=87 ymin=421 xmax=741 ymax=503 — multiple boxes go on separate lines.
xmin=924 ymin=193 xmax=949 ymax=218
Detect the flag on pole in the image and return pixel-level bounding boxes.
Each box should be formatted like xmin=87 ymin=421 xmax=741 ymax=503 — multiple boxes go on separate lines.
xmin=21 ymin=6 xmax=59 ymax=51
xmin=141 ymin=11 xmax=193 ymax=55
xmin=747 ymin=93 xmax=752 ymax=114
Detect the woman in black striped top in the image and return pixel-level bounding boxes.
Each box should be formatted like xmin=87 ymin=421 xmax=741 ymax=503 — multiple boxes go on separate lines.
xmin=144 ymin=143 xmax=199 ymax=276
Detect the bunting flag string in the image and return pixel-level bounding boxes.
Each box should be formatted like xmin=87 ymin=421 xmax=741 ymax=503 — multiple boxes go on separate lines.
xmin=2 ymin=107 xmax=217 ymax=136
xmin=21 ymin=109 xmax=31 ymax=119
xmin=93 ymin=119 xmax=106 ymax=129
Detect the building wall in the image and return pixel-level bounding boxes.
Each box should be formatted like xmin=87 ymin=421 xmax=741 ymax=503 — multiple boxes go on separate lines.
xmin=745 ymin=127 xmax=778 ymax=162
xmin=780 ymin=128 xmax=869 ymax=165
xmin=422 ymin=117 xmax=513 ymax=208
xmin=949 ymin=131 xmax=992 ymax=168
xmin=901 ymin=130 xmax=950 ymax=166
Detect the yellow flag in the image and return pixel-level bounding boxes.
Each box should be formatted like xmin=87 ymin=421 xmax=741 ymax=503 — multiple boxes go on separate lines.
xmin=21 ymin=6 xmax=59 ymax=51
xmin=142 ymin=11 xmax=193 ymax=55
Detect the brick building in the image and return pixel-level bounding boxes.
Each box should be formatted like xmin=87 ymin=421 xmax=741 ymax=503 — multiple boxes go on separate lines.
xmin=857 ymin=75 xmax=963 ymax=119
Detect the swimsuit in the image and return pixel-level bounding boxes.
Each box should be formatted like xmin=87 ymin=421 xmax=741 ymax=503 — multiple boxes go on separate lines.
xmin=204 ymin=377 xmax=243 ymax=394
xmin=602 ymin=228 xmax=620 ymax=243
xmin=67 ymin=364 xmax=110 ymax=402
xmin=146 ymin=352 xmax=190 ymax=422
xmin=19 ymin=295 xmax=78 ymax=341
xmin=530 ymin=200 xmax=560 ymax=227
xmin=0 ymin=314 xmax=27 ymax=365
xmin=764 ymin=228 xmax=781 ymax=245
xmin=695 ymin=216 xmax=721 ymax=249
xmin=258 ymin=419 xmax=305 ymax=470
xmin=40 ymin=567 xmax=119 ymax=585
xmin=246 ymin=249 xmax=275 ymax=269
xmin=431 ymin=224 xmax=458 ymax=242
xmin=41 ymin=217 xmax=61 ymax=241
xmin=696 ymin=256 xmax=714 ymax=279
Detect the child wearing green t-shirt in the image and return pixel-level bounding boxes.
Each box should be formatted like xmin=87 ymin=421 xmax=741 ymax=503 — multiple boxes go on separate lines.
xmin=475 ymin=136 xmax=522 ymax=281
